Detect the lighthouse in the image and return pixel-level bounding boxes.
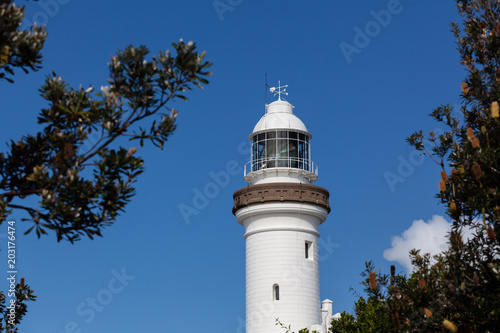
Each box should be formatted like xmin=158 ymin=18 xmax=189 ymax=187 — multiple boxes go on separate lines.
xmin=232 ymin=83 xmax=332 ymax=333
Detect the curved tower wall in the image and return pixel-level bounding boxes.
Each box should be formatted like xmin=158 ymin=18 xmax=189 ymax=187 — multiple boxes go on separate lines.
xmin=233 ymin=94 xmax=331 ymax=333
xmin=236 ymin=202 xmax=327 ymax=333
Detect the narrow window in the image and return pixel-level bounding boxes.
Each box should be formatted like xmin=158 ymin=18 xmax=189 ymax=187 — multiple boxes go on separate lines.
xmin=273 ymin=284 xmax=280 ymax=301
xmin=305 ymin=241 xmax=312 ymax=259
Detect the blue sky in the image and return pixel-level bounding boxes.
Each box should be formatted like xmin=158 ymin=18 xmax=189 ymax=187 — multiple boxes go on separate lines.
xmin=1 ymin=0 xmax=465 ymax=332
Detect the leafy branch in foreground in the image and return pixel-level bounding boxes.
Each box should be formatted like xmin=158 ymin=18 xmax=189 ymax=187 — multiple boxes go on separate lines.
xmin=0 ymin=278 xmax=36 ymax=332
xmin=0 ymin=41 xmax=212 ymax=242
xmin=0 ymin=0 xmax=47 ymax=83
xmin=336 ymin=1 xmax=499 ymax=332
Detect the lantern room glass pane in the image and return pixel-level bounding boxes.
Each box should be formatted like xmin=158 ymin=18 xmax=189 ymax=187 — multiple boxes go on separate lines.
xmin=257 ymin=141 xmax=265 ymax=158
xmin=277 ymin=131 xmax=287 ymax=139
xmin=305 ymin=141 xmax=310 ymax=170
xmin=264 ymin=139 xmax=276 ymax=168
xmin=298 ymin=142 xmax=305 ymax=169
xmin=289 ymin=139 xmax=298 ymax=168
xmin=277 ymin=139 xmax=288 ymax=167
xmin=256 ymin=140 xmax=265 ymax=171
xmin=252 ymin=141 xmax=258 ymax=171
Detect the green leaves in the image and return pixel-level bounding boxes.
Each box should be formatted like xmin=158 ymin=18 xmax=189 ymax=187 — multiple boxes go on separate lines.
xmin=330 ymin=312 xmax=358 ymax=333
xmin=330 ymin=262 xmax=404 ymax=332
xmin=407 ymin=0 xmax=500 ymax=330
xmin=406 ymin=130 xmax=424 ymax=150
xmin=0 ymin=278 xmax=36 ymax=331
xmin=0 ymin=0 xmax=47 ymax=82
xmin=346 ymin=1 xmax=500 ymax=332
xmin=0 ymin=39 xmax=211 ymax=242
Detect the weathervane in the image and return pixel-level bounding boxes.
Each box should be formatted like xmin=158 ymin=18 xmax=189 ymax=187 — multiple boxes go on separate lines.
xmin=269 ymin=81 xmax=288 ymax=101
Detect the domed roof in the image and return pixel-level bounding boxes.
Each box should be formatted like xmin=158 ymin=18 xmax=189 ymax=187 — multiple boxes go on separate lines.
xmin=251 ymin=99 xmax=309 ymax=137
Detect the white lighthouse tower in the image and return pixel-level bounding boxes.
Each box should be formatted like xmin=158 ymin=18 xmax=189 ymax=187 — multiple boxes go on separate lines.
xmin=233 ymin=83 xmax=332 ymax=333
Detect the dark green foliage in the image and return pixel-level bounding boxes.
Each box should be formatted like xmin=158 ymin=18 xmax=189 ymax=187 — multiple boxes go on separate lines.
xmin=329 ymin=298 xmax=394 ymax=333
xmin=329 ymin=262 xmax=404 ymax=333
xmin=353 ymin=297 xmax=393 ymax=333
xmin=403 ymin=0 xmax=500 ymax=331
xmin=329 ymin=312 xmax=357 ymax=333
xmin=337 ymin=1 xmax=500 ymax=332
xmin=0 ymin=0 xmax=47 ymax=83
xmin=0 ymin=42 xmax=211 ymax=242
xmin=0 ymin=1 xmax=212 ymax=331
xmin=0 ymin=279 xmax=36 ymax=332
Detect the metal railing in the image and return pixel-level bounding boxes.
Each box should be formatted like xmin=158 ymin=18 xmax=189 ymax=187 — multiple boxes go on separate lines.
xmin=244 ymin=158 xmax=318 ymax=176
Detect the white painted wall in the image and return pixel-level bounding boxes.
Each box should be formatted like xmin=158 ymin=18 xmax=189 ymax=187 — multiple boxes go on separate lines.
xmin=236 ymin=202 xmax=328 ymax=333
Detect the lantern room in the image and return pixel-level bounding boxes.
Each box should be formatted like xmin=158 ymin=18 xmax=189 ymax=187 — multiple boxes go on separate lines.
xmin=244 ymin=87 xmax=318 ymax=185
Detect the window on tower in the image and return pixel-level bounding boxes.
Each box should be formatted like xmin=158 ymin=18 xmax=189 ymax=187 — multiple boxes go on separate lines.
xmin=305 ymin=241 xmax=312 ymax=259
xmin=273 ymin=284 xmax=280 ymax=301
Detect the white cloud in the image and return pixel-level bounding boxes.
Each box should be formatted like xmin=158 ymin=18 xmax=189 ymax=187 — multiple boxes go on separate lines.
xmin=383 ymin=215 xmax=454 ymax=272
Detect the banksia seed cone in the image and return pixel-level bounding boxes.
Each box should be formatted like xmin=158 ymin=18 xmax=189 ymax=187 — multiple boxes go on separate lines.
xmin=441 ymin=171 xmax=449 ymax=183
xmin=448 ymin=282 xmax=456 ymax=295
xmin=472 ymin=163 xmax=482 ymax=179
xmin=492 ymin=101 xmax=499 ymax=118
xmin=424 ymin=308 xmax=432 ymax=318
xmin=472 ymin=137 xmax=480 ymax=148
xmin=390 ymin=265 xmax=395 ymax=277
xmin=369 ymin=271 xmax=377 ymax=290
xmin=20 ymin=278 xmax=25 ymax=289
xmin=439 ymin=180 xmax=446 ymax=192
xmin=487 ymin=225 xmax=496 ymax=239
xmin=461 ymin=82 xmax=469 ymax=94
xmin=450 ymin=201 xmax=457 ymax=215
xmin=0 ymin=45 xmax=10 ymax=65
xmin=443 ymin=319 xmax=458 ymax=332
xmin=418 ymin=278 xmax=426 ymax=288
xmin=392 ymin=311 xmax=401 ymax=329
xmin=467 ymin=127 xmax=474 ymax=140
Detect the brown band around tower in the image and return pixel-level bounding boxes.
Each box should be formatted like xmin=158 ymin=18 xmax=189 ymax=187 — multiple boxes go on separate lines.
xmin=232 ymin=183 xmax=331 ymax=215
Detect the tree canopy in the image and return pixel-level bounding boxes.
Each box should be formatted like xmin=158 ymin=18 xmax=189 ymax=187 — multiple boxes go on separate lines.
xmin=0 ymin=0 xmax=211 ymax=243
xmin=0 ymin=0 xmax=46 ymax=82
xmin=0 ymin=42 xmax=211 ymax=243
xmin=0 ymin=0 xmax=211 ymax=330
xmin=332 ymin=0 xmax=500 ymax=332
